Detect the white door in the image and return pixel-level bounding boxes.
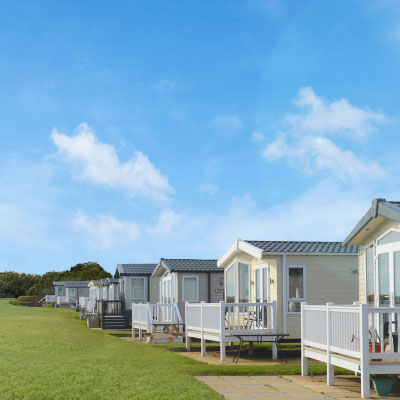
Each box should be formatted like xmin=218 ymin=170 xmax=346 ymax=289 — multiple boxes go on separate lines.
xmin=254 ymin=264 xmax=269 ymax=303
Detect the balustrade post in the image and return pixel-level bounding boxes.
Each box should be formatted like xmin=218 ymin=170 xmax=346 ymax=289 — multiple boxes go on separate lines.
xmin=271 ymin=300 xmax=278 ymax=360
xmin=201 ymin=301 xmax=206 ymax=356
xmin=220 ymin=301 xmax=226 ymax=361
xmin=185 ymin=302 xmax=190 ymax=351
xmin=326 ymin=302 xmax=334 ymax=386
xmin=301 ymin=302 xmax=308 ymax=376
xmin=360 ymin=303 xmax=370 ymax=399
xmin=132 ymin=306 xmax=135 ymax=339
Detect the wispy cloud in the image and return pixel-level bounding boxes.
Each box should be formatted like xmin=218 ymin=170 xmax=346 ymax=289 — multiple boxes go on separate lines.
xmin=72 ymin=212 xmax=140 ymax=249
xmin=211 ymin=114 xmax=242 ymax=134
xmin=199 ymin=183 xmax=219 ymax=195
xmin=251 ymin=131 xmax=265 ymax=142
xmin=147 ymin=209 xmax=182 ymax=236
xmin=51 ymin=123 xmax=174 ymax=202
xmin=263 ymin=87 xmax=387 ymax=181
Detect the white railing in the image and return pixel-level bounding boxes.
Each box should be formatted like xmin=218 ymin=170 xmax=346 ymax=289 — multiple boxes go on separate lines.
xmin=79 ymin=297 xmax=96 ymax=313
xmin=186 ymin=301 xmax=277 ymax=335
xmin=39 ymin=295 xmax=57 ymax=303
xmin=185 ymin=301 xmax=277 ymax=361
xmin=301 ymin=302 xmax=400 ymax=399
xmin=56 ymin=296 xmax=69 ymax=304
xmin=132 ymin=303 xmax=183 ymax=335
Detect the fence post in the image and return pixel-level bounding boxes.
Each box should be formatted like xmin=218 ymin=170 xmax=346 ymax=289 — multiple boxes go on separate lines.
xmin=132 ymin=305 xmax=135 ymax=339
xmin=360 ymin=303 xmax=370 ymax=399
xmin=220 ymin=300 xmax=226 ymax=361
xmin=271 ymin=300 xmax=278 ymax=360
xmin=301 ymin=302 xmax=308 ymax=376
xmin=201 ymin=301 xmax=206 ymax=356
xmin=326 ymin=302 xmax=334 ymax=386
xmin=139 ymin=303 xmax=143 ymax=341
xmin=185 ymin=302 xmax=190 ymax=351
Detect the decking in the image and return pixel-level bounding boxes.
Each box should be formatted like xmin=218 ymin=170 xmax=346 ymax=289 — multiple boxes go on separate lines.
xmin=301 ymin=302 xmax=400 ymax=398
xmin=185 ymin=301 xmax=279 ymax=361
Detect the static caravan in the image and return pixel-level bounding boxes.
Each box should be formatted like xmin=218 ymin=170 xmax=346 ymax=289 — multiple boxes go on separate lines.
xmin=151 ymin=258 xmax=224 ymax=318
xmin=114 ymin=264 xmax=159 ymax=319
xmin=88 ymin=278 xmax=119 ymax=302
xmin=301 ymin=199 xmax=400 ymax=398
xmin=218 ymin=239 xmax=359 ymax=339
xmin=53 ymin=281 xmax=90 ymax=307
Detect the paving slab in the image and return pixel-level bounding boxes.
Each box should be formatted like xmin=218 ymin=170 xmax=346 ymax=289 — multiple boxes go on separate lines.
xmin=196 ymin=375 xmax=400 ymax=399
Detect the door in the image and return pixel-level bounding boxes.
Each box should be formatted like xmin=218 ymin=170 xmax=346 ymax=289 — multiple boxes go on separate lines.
xmin=254 ymin=264 xmax=269 ymax=303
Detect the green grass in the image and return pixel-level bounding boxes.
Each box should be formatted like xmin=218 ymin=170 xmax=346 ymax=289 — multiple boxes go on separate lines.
xmin=0 ymin=299 xmax=342 ymax=399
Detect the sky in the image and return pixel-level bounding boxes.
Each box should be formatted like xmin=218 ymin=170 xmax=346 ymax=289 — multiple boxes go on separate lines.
xmin=1 ymin=0 xmax=400 ymax=274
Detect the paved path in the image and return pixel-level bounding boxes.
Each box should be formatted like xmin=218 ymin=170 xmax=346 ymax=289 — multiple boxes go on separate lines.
xmin=196 ymin=375 xmax=400 ymax=399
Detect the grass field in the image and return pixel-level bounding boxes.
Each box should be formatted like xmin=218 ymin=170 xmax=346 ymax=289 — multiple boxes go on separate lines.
xmin=0 ymin=299 xmax=336 ymax=399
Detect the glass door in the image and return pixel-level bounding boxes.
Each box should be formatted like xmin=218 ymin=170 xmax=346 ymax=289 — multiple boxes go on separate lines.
xmin=255 ymin=265 xmax=269 ymax=303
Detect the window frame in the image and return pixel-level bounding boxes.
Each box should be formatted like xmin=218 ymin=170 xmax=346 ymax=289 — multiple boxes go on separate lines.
xmin=68 ymin=288 xmax=76 ymax=297
xmin=237 ymin=261 xmax=250 ymax=303
xmin=182 ymin=275 xmax=199 ymax=302
xmin=161 ymin=272 xmax=175 ymax=304
xmin=225 ymin=263 xmax=235 ymax=303
xmin=130 ymin=276 xmax=147 ymax=303
xmin=286 ymin=264 xmax=306 ymax=314
xmin=254 ymin=263 xmax=269 ymax=303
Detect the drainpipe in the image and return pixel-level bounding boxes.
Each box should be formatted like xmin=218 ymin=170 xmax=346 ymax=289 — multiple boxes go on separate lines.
xmin=282 ymin=253 xmax=287 ymax=335
xmin=207 ymin=272 xmax=211 ymax=303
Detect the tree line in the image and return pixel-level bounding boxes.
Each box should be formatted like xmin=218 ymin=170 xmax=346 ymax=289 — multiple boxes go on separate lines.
xmin=0 ymin=262 xmax=112 ymax=298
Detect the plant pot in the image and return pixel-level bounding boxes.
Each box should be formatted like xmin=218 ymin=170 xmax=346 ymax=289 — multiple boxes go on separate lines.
xmin=369 ymin=343 xmax=387 ymax=362
xmin=371 ymin=377 xmax=395 ymax=396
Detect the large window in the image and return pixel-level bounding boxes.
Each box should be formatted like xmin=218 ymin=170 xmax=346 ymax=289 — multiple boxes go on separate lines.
xmin=255 ymin=265 xmax=269 ymax=303
xmin=68 ymin=288 xmax=76 ymax=297
xmin=55 ymin=286 xmax=63 ymax=296
xmin=378 ymin=253 xmax=389 ymax=306
xmin=225 ymin=264 xmax=235 ymax=303
xmin=366 ymin=245 xmax=375 ymax=304
xmin=238 ymin=262 xmax=250 ymax=303
xmin=182 ymin=276 xmax=199 ymax=302
xmin=287 ymin=265 xmax=306 ymax=313
xmin=131 ymin=277 xmax=146 ymax=303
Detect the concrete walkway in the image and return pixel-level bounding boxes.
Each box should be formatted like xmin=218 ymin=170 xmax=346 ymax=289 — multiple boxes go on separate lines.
xmin=196 ymin=375 xmax=400 ymax=399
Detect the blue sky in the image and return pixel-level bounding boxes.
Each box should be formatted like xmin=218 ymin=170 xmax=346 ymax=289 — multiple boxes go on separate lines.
xmin=1 ymin=0 xmax=400 ymax=274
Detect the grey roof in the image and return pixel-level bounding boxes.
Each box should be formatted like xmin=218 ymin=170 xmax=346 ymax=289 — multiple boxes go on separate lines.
xmin=116 ymin=264 xmax=157 ymax=276
xmin=162 ymin=259 xmax=221 ymax=272
xmin=53 ymin=281 xmax=90 ymax=288
xmin=343 ymin=199 xmax=400 ymax=245
xmin=245 ymin=240 xmax=358 ymax=255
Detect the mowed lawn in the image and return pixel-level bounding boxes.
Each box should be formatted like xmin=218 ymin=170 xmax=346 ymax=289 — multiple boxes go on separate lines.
xmin=0 ymin=300 xmax=330 ymax=400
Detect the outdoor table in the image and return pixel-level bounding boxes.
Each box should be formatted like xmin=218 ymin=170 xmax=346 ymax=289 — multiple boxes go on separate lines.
xmin=231 ymin=333 xmax=289 ymax=364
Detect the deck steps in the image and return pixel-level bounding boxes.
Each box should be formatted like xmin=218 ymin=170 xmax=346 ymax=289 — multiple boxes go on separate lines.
xmin=102 ymin=315 xmax=129 ymax=330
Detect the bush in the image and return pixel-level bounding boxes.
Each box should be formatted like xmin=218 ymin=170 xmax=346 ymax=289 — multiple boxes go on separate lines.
xmin=10 ymin=295 xmax=41 ymax=307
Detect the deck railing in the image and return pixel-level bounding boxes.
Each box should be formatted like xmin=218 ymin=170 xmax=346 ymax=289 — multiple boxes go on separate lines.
xmin=185 ymin=301 xmax=277 ymax=335
xmin=302 ymin=302 xmax=400 ymax=360
xmin=301 ymin=302 xmax=400 ymax=398
xmin=79 ymin=297 xmax=96 ymax=313
xmin=39 ymin=295 xmax=57 ymax=304
xmin=132 ymin=302 xmax=183 ymax=335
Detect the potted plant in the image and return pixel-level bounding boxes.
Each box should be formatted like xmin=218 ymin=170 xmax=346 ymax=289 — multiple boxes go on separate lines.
xmin=370 ymin=375 xmax=396 ymax=396
xmin=369 ymin=330 xmax=387 ymax=362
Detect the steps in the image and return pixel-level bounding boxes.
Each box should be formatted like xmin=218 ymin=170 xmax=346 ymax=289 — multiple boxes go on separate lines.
xmin=102 ymin=315 xmax=129 ymax=330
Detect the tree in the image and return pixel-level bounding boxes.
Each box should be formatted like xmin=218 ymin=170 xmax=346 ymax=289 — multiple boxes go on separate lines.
xmin=0 ymin=271 xmax=40 ymax=297
xmin=61 ymin=262 xmax=111 ymax=281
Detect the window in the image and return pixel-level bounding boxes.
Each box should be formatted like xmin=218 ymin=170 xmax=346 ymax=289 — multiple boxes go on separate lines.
xmin=378 ymin=253 xmax=389 ymax=306
xmin=225 ymin=264 xmax=235 ymax=303
xmin=377 ymin=230 xmax=400 ymax=246
xmin=366 ymin=245 xmax=375 ymax=304
xmin=55 ymin=286 xmax=63 ymax=296
xmin=182 ymin=276 xmax=199 ymax=302
xmin=238 ymin=262 xmax=250 ymax=303
xmin=131 ymin=277 xmax=146 ymax=303
xmin=287 ymin=266 xmax=306 ymax=313
xmin=68 ymin=288 xmax=76 ymax=297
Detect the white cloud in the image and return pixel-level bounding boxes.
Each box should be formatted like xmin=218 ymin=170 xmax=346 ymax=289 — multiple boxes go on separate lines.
xmin=263 ymin=88 xmax=387 ymax=182
xmin=199 ymin=183 xmax=219 ymax=195
xmin=72 ymin=212 xmax=140 ymax=249
xmin=263 ymin=135 xmax=386 ymax=180
xmin=287 ymin=87 xmax=385 ymax=138
xmin=51 ymin=123 xmax=173 ymax=201
xmin=251 ymin=131 xmax=265 ymax=142
xmin=147 ymin=209 xmax=182 ymax=236
xmin=211 ymin=114 xmax=242 ymax=134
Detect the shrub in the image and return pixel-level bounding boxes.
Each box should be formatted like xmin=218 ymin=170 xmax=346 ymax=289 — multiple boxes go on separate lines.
xmin=10 ymin=295 xmax=41 ymax=307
